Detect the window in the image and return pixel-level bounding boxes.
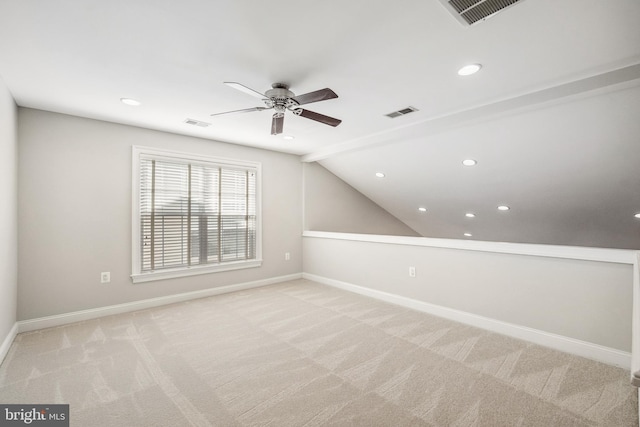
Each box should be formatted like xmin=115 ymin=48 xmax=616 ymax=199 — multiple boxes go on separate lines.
xmin=132 ymin=146 xmax=261 ymax=283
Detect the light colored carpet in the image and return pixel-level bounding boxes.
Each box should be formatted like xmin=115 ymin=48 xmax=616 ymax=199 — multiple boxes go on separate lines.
xmin=0 ymin=279 xmax=637 ymax=426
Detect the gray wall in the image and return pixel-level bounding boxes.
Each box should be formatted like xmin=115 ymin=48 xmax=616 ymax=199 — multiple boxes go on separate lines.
xmin=303 ymin=236 xmax=633 ymax=352
xmin=13 ymin=106 xmax=634 ymax=356
xmin=0 ymin=77 xmax=17 ymax=344
xmin=18 ymin=108 xmax=303 ymax=320
xmin=304 ymin=162 xmax=419 ymax=236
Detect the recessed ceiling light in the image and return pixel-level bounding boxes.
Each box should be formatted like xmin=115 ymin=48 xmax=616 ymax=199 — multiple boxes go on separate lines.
xmin=464 ymin=233 xmax=472 ymax=237
xmin=418 ymin=207 xmax=427 ymax=212
xmin=283 ymin=135 xmax=295 ymax=140
xmin=120 ymin=98 xmax=141 ymax=106
xmin=465 ymin=213 xmax=475 ymax=218
xmin=635 ymin=213 xmax=640 ymax=219
xmin=497 ymin=205 xmax=510 ymax=211
xmin=457 ymin=64 xmax=482 ymax=76
xmin=375 ymin=172 xmax=385 ymax=178
xmin=462 ymin=159 xmax=477 ymax=166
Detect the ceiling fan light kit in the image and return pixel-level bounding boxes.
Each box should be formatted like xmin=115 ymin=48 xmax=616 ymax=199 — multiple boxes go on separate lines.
xmin=212 ymin=82 xmax=342 ymax=135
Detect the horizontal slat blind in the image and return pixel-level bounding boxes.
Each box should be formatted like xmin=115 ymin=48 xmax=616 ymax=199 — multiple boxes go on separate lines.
xmin=139 ymin=156 xmax=257 ymax=273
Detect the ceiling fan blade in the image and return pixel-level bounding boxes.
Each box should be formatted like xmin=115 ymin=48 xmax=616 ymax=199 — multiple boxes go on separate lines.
xmin=271 ymin=113 xmax=284 ymax=135
xmin=224 ymin=82 xmax=267 ymax=99
xmin=292 ymin=88 xmax=338 ymax=105
xmin=211 ymin=106 xmax=270 ymax=117
xmin=294 ymin=109 xmax=342 ymax=127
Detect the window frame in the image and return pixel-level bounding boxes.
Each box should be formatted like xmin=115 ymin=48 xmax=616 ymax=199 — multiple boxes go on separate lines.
xmin=131 ymin=146 xmax=262 ymax=283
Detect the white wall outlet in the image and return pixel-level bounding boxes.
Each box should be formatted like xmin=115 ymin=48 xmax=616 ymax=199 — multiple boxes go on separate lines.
xmin=409 ymin=266 xmax=416 ymax=278
xmin=285 ymin=252 xmax=291 ymax=261
xmin=100 ymin=272 xmax=111 ymax=283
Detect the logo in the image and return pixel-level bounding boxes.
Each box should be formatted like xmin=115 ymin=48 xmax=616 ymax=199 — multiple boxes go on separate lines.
xmin=0 ymin=405 xmax=68 ymax=426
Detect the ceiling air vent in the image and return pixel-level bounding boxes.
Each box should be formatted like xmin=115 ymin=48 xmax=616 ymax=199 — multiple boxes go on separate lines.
xmin=438 ymin=0 xmax=526 ymax=26
xmin=184 ymin=118 xmax=211 ymax=128
xmin=385 ymin=106 xmax=419 ymax=119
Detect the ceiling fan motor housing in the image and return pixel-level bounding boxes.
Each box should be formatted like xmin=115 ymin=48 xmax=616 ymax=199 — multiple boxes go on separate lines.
xmin=265 ymin=83 xmax=294 ymax=99
xmin=264 ymin=84 xmax=298 ymax=112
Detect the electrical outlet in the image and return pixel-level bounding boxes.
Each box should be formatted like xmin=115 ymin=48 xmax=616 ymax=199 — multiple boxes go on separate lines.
xmin=409 ymin=266 xmax=416 ymax=278
xmin=285 ymin=252 xmax=291 ymax=261
xmin=100 ymin=272 xmax=111 ymax=283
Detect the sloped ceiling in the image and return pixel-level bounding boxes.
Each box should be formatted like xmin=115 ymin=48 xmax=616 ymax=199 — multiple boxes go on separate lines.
xmin=0 ymin=0 xmax=639 ymax=248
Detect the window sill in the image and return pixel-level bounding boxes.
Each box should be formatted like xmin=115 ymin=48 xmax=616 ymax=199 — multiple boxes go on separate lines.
xmin=131 ymin=259 xmax=262 ymax=284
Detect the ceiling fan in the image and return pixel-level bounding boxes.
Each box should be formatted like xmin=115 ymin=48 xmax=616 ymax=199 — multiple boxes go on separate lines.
xmin=212 ymin=82 xmax=342 ymax=135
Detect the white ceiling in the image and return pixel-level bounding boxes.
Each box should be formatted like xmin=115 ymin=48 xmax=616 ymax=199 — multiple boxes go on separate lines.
xmin=1 ymin=0 xmax=639 ymax=248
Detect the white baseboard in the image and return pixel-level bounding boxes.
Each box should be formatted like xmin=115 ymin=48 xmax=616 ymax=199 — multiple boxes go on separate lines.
xmin=18 ymin=273 xmax=302 ymax=333
xmin=303 ymin=273 xmax=631 ymax=369
xmin=0 ymin=322 xmax=18 ymax=365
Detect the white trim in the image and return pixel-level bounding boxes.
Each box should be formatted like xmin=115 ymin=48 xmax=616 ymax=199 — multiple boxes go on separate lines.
xmin=18 ymin=273 xmax=302 ymax=333
xmin=303 ymin=230 xmax=637 ymax=265
xmin=131 ymin=259 xmax=262 ymax=283
xmin=0 ymin=322 xmax=18 ymax=365
xmin=304 ymin=273 xmax=631 ymax=368
xmin=132 ymin=145 xmax=262 ymax=170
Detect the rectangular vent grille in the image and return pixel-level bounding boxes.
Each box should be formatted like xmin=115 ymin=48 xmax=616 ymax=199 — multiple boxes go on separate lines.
xmin=385 ymin=106 xmax=419 ymax=118
xmin=440 ymin=0 xmax=525 ymax=26
xmin=184 ymin=118 xmax=211 ymax=128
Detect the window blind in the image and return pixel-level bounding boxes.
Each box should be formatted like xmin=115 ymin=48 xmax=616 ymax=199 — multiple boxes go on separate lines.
xmin=139 ymin=157 xmax=257 ymax=272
